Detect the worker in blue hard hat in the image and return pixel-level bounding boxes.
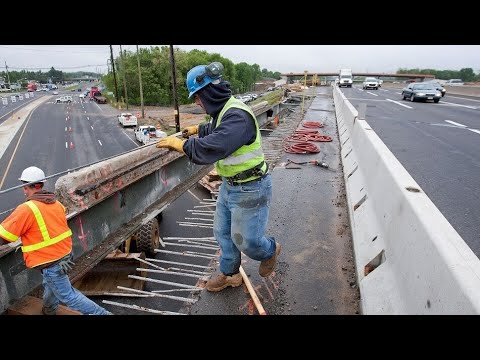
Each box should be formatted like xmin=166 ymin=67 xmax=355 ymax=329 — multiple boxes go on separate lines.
xmin=156 ymin=62 xmax=281 ymax=292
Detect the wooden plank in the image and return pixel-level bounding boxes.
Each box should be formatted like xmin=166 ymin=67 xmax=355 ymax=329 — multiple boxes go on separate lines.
xmin=7 ymin=296 xmax=81 ymax=315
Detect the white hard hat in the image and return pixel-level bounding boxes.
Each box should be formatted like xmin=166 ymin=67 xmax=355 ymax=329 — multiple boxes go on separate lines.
xmin=19 ymin=166 xmax=46 ymax=183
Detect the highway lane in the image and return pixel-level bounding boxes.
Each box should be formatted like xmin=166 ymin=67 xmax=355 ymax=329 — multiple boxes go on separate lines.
xmin=0 ymin=93 xmax=46 ymax=125
xmin=340 ymin=85 xmax=480 ymax=257
xmin=0 ymin=97 xmax=140 ymax=222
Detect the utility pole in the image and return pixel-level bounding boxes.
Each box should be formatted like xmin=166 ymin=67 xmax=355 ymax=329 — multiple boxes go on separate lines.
xmin=119 ymin=45 xmax=129 ymax=110
xmin=136 ymin=45 xmax=145 ymax=119
xmin=5 ymin=61 xmax=11 ymax=88
xmin=109 ymin=45 xmax=119 ymax=103
xmin=169 ymin=45 xmax=180 ymax=133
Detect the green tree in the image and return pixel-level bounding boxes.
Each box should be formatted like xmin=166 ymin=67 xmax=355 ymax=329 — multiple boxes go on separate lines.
xmin=459 ymin=68 xmax=475 ymax=81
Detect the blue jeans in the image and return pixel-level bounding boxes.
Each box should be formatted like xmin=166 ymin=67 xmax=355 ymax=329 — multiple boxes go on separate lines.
xmin=42 ymin=257 xmax=112 ymax=315
xmin=213 ymin=174 xmax=276 ymax=275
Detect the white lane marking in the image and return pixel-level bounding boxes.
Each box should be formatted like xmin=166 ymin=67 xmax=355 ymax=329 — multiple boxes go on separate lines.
xmin=445 ymin=120 xmax=467 ymax=127
xmin=123 ymin=130 xmax=140 ymax=146
xmin=65 ymin=142 xmax=68 ymax=148
xmin=386 ymin=98 xmax=413 ymax=109
xmin=447 ymin=95 xmax=480 ymax=103
xmin=357 ymin=88 xmax=364 ymax=92
xmin=87 ymin=116 xmax=90 ymax=120
xmin=395 ymin=92 xmax=402 ymax=95
xmin=66 ymin=117 xmax=68 ymax=121
xmin=84 ymin=110 xmax=87 ymax=113
xmin=439 ymin=100 xmax=476 ymax=109
xmin=65 ymin=127 xmax=67 ymax=131
xmin=345 ymin=98 xmax=386 ymax=102
xmin=430 ymin=124 xmax=461 ymax=128
xmin=366 ymin=91 xmax=378 ymax=97
xmin=91 ymin=125 xmax=94 ymax=130
xmin=98 ymin=139 xmax=103 ymax=146
xmin=94 ymin=102 xmax=102 ymax=111
xmin=431 ymin=121 xmax=480 ymax=136
xmin=380 ymin=89 xmax=388 ymax=92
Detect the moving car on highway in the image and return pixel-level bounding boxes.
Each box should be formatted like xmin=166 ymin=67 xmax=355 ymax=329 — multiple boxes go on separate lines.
xmin=401 ymin=83 xmax=442 ymax=103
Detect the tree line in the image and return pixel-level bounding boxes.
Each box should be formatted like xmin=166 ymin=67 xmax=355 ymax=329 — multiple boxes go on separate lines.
xmin=397 ymin=68 xmax=479 ymax=82
xmin=102 ymin=46 xmax=282 ymax=107
xmin=0 ymin=67 xmax=98 ymax=85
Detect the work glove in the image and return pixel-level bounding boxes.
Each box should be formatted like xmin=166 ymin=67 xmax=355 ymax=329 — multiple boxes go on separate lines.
xmin=182 ymin=125 xmax=199 ymax=138
xmin=58 ymin=257 xmax=75 ymax=274
xmin=156 ymin=137 xmax=186 ymax=154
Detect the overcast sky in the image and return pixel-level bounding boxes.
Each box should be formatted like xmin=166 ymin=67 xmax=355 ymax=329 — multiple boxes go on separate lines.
xmin=1 ymin=45 xmax=479 ymax=75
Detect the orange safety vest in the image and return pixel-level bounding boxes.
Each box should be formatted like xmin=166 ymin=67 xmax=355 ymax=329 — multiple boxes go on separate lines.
xmin=0 ymin=200 xmax=72 ymax=268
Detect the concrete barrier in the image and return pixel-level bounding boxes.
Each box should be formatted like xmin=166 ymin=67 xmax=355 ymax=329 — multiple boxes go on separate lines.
xmin=333 ymin=85 xmax=480 ymax=314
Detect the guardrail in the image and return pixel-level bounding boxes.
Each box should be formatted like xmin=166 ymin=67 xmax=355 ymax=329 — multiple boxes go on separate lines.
xmin=333 ymin=85 xmax=480 ymax=314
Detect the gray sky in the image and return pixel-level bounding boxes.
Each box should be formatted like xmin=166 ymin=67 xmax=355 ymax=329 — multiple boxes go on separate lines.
xmin=1 ymin=45 xmax=479 ymax=74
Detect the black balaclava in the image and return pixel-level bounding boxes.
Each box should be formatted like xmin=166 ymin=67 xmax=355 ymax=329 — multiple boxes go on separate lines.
xmin=197 ymin=80 xmax=232 ymax=118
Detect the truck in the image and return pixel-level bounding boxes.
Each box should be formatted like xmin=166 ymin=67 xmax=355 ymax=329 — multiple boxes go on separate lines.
xmin=338 ymin=69 xmax=353 ymax=88
xmin=118 ymin=112 xmax=138 ymax=127
xmin=93 ymin=91 xmax=107 ymax=104
xmin=89 ymin=86 xmax=99 ymax=98
xmin=134 ymin=125 xmax=167 ymax=145
xmin=27 ymin=83 xmax=37 ymax=92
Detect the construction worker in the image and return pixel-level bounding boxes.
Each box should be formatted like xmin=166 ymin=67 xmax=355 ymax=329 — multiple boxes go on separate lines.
xmin=0 ymin=166 xmax=112 ymax=315
xmin=156 ymin=62 xmax=281 ymax=292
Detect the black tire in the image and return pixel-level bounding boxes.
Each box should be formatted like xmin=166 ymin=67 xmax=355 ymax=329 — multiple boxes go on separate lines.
xmin=434 ymin=99 xmax=439 ymax=103
xmin=410 ymin=94 xmax=415 ymax=102
xmin=135 ymin=218 xmax=161 ymax=256
xmin=402 ymin=92 xmax=407 ymax=100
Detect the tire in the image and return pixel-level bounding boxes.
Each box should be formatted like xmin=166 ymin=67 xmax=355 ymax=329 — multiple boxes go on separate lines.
xmin=402 ymin=92 xmax=406 ymax=100
xmin=410 ymin=94 xmax=415 ymax=102
xmin=434 ymin=99 xmax=439 ymax=103
xmin=134 ymin=218 xmax=161 ymax=256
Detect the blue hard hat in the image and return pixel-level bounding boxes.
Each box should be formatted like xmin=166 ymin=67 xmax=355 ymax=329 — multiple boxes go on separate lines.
xmin=186 ymin=63 xmax=223 ymax=98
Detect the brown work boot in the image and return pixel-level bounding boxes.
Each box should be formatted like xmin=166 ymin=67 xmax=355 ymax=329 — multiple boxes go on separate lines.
xmin=42 ymin=306 xmax=57 ymax=315
xmin=259 ymin=242 xmax=282 ymax=277
xmin=205 ymin=273 xmax=243 ymax=292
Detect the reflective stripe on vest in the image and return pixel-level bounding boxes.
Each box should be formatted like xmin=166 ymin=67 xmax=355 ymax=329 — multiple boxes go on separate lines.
xmin=21 ymin=201 xmax=72 ymax=253
xmin=0 ymin=225 xmax=19 ymax=241
xmin=215 ymin=97 xmax=264 ymax=178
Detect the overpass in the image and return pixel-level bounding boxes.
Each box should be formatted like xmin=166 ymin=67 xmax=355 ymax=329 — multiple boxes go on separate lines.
xmin=282 ymin=72 xmax=435 ymax=81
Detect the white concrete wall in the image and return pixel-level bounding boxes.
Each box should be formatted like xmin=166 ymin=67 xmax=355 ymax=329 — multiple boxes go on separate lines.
xmin=333 ymin=85 xmax=480 ymax=314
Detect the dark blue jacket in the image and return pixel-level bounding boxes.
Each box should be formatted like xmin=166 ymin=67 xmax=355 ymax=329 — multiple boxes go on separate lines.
xmin=183 ymin=81 xmax=257 ymax=165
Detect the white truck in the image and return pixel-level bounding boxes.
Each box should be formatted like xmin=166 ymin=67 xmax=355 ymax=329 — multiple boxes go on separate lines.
xmin=338 ymin=69 xmax=353 ymax=88
xmin=134 ymin=125 xmax=167 ymax=145
xmin=118 ymin=113 xmax=138 ymax=127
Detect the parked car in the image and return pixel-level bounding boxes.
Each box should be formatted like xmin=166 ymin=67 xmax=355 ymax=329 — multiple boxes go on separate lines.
xmin=401 ymin=83 xmax=442 ymax=103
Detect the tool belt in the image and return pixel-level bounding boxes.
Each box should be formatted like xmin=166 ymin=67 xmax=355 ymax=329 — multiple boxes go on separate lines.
xmin=225 ymin=161 xmax=268 ymax=186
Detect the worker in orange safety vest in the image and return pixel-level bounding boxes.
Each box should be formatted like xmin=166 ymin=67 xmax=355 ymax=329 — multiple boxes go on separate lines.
xmin=0 ymin=166 xmax=112 ymax=315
